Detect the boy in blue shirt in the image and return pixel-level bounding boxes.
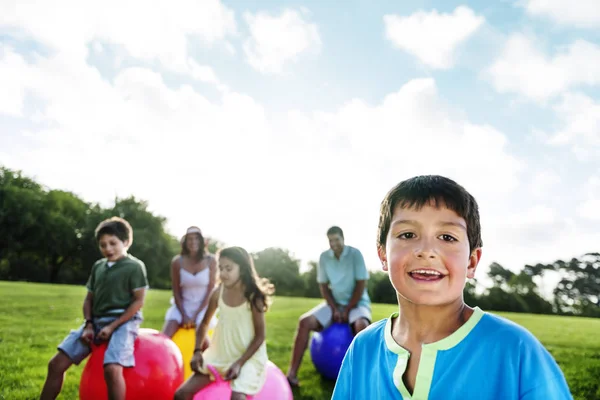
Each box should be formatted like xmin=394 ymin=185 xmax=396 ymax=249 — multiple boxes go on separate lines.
xmin=40 ymin=217 xmax=148 ymax=400
xmin=332 ymin=175 xmax=572 ymax=400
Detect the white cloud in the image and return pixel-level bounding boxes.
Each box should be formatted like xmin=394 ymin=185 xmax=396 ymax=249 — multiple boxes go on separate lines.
xmin=4 ymin=0 xmax=596 ymax=279
xmin=487 ymin=34 xmax=600 ymax=101
xmin=529 ymin=170 xmax=562 ymax=197
xmin=578 ymin=175 xmax=600 ymax=221
xmin=0 ymin=45 xmax=31 ymax=116
xmin=186 ymin=60 xmax=229 ymax=92
xmin=578 ymin=199 xmax=600 ymax=221
xmin=546 ymin=93 xmax=600 ymax=148
xmin=0 ymin=37 xmax=523 ymax=268
xmin=243 ymin=9 xmax=321 ymax=74
xmin=524 ymin=0 xmax=600 ymax=29
xmin=0 ymin=0 xmax=237 ymax=73
xmin=384 ymin=6 xmax=484 ymax=69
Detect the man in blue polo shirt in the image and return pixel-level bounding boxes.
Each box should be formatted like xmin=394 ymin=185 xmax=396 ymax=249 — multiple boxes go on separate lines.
xmin=286 ymin=226 xmax=371 ymax=387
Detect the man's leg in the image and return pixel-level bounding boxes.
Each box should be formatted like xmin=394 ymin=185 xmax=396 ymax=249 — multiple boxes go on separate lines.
xmin=348 ymin=306 xmax=371 ymax=335
xmin=286 ymin=314 xmax=321 ymax=386
xmin=286 ymin=303 xmax=332 ymax=386
xmin=351 ymin=318 xmax=370 ymax=334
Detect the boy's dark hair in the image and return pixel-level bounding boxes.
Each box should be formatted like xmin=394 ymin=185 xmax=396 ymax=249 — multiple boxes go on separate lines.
xmin=327 ymin=226 xmax=344 ymax=238
xmin=181 ymin=226 xmax=206 ymax=263
xmin=95 ymin=216 xmax=133 ymax=245
xmin=377 ymin=175 xmax=482 ymax=252
xmin=218 ymin=246 xmax=274 ymax=312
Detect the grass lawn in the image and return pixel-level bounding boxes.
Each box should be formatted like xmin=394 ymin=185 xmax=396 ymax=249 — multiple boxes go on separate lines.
xmin=0 ymin=281 xmax=598 ymax=400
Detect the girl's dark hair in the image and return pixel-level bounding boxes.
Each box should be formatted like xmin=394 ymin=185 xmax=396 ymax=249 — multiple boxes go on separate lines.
xmin=218 ymin=246 xmax=274 ymax=312
xmin=181 ymin=226 xmax=206 ymax=263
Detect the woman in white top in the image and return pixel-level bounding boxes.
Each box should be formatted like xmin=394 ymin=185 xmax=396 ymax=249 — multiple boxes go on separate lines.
xmin=161 ymin=226 xmax=218 ymax=340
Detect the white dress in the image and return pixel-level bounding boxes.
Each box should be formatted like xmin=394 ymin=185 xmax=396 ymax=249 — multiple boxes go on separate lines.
xmin=164 ymin=255 xmax=217 ymax=327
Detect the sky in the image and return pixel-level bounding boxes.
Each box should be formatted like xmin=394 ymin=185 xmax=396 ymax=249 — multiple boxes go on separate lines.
xmin=1 ymin=0 xmax=600 ymax=289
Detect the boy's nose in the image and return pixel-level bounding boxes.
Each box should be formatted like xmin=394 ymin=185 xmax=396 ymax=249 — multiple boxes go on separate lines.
xmin=414 ymin=238 xmax=438 ymax=259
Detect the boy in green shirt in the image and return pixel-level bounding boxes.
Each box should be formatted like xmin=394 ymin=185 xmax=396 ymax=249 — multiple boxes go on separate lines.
xmin=40 ymin=217 xmax=149 ymax=400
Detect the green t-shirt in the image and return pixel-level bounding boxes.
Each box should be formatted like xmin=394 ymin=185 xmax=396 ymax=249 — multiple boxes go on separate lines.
xmin=86 ymin=254 xmax=149 ymax=317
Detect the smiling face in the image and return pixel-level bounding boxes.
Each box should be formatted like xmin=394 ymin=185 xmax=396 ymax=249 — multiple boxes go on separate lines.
xmin=328 ymin=233 xmax=344 ymax=255
xmin=378 ymin=203 xmax=481 ymax=307
xmin=98 ymin=234 xmax=129 ymax=262
xmin=185 ymin=233 xmax=201 ymax=254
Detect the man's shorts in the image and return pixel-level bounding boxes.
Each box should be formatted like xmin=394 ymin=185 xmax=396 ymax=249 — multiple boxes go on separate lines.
xmin=302 ymin=302 xmax=371 ymax=330
xmin=57 ymin=314 xmax=141 ymax=367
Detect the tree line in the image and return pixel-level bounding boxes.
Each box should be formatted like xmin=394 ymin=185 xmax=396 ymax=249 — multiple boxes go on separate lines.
xmin=1 ymin=166 xmax=598 ymax=317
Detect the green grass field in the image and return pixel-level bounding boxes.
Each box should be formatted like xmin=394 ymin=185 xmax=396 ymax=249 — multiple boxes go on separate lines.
xmin=0 ymin=281 xmax=598 ymax=400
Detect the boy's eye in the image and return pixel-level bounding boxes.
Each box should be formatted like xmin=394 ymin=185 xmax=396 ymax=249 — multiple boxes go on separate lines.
xmin=440 ymin=234 xmax=457 ymax=242
xmin=398 ymin=232 xmax=415 ymax=239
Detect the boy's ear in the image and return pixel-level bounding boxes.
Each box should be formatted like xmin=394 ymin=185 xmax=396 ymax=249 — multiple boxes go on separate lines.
xmin=377 ymin=245 xmax=388 ymax=271
xmin=466 ymin=248 xmax=482 ymax=279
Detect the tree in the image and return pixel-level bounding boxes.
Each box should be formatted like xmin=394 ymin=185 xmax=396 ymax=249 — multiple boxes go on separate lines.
xmin=551 ymin=254 xmax=600 ymax=317
xmin=368 ymin=271 xmax=397 ymax=304
xmin=301 ymin=261 xmax=321 ymax=298
xmin=40 ymin=190 xmax=89 ymax=283
xmin=253 ymin=248 xmax=304 ymax=296
xmin=487 ymin=262 xmax=515 ymax=289
xmin=205 ymin=237 xmax=226 ymax=256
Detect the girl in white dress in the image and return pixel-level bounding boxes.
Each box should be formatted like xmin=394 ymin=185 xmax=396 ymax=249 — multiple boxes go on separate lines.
xmin=161 ymin=226 xmax=217 ymax=341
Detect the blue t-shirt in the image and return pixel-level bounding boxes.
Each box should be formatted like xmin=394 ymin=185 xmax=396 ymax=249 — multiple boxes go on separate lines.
xmin=317 ymin=245 xmax=371 ymax=309
xmin=332 ymin=308 xmax=573 ymax=400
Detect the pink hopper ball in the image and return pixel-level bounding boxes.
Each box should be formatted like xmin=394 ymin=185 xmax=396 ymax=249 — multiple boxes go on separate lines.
xmin=193 ymin=361 xmax=293 ymax=400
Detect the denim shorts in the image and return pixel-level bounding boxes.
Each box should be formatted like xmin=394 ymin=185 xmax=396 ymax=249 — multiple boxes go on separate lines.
xmin=57 ymin=314 xmax=141 ymax=367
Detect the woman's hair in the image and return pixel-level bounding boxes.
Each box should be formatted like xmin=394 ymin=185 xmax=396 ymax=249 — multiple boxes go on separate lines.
xmin=180 ymin=226 xmax=206 ymax=262
xmin=218 ymin=246 xmax=274 ymax=312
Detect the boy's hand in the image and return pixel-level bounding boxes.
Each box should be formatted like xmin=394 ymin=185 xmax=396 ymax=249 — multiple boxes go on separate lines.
xmin=190 ymin=351 xmax=204 ymax=373
xmin=96 ymin=324 xmax=115 ymax=341
xmin=80 ymin=325 xmax=95 ymax=345
xmin=224 ymin=360 xmax=242 ymax=381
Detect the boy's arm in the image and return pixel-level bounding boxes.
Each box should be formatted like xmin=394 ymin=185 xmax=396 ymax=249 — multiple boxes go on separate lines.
xmin=83 ymin=291 xmax=93 ymax=324
xmin=80 ymin=291 xmax=95 ymax=344
xmin=104 ymin=288 xmax=146 ymax=332
xmin=519 ymin=339 xmax=574 ymax=400
xmin=331 ymin=340 xmax=354 ymax=399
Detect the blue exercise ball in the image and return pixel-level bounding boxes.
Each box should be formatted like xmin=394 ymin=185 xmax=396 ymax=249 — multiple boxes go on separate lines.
xmin=309 ymin=322 xmax=354 ymax=381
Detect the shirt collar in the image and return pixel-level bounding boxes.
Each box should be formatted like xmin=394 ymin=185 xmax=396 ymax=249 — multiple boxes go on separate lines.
xmin=384 ymin=307 xmax=485 ymax=353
